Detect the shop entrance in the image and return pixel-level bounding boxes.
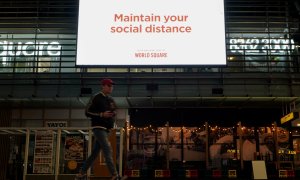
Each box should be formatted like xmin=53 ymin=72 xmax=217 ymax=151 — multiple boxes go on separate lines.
xmin=125 ymin=108 xmax=299 ymax=178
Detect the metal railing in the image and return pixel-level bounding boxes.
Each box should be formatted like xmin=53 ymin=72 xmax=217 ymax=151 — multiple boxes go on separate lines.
xmin=0 ymin=127 xmax=125 ymax=180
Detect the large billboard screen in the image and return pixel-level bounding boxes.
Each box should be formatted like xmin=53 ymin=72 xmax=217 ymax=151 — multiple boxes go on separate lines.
xmin=76 ymin=0 xmax=227 ymax=66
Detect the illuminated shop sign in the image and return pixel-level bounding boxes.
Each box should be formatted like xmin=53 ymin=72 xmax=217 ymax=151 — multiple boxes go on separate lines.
xmin=229 ymin=38 xmax=295 ymax=53
xmin=281 ymin=111 xmax=299 ymax=124
xmin=0 ymin=41 xmax=61 ymax=64
xmin=0 ymin=41 xmax=61 ymax=56
xmin=278 ymin=149 xmax=296 ymax=154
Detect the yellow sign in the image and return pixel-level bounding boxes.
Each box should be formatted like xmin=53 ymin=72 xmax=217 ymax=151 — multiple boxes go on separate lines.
xmin=288 ymin=150 xmax=296 ymax=155
xmin=155 ymin=170 xmax=163 ymax=177
xmin=132 ymin=170 xmax=140 ymax=177
xmin=281 ymin=112 xmax=296 ymax=124
xmin=228 ymin=170 xmax=237 ymax=178
xmin=67 ymin=160 xmax=77 ymax=170
xmin=278 ymin=149 xmax=296 ymax=154
xmin=227 ymin=149 xmax=240 ymax=153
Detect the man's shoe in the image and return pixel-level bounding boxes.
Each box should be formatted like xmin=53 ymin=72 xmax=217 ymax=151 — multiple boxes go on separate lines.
xmin=111 ymin=175 xmax=128 ymax=180
xmin=75 ymin=172 xmax=87 ymax=180
xmin=120 ymin=175 xmax=128 ymax=180
xmin=111 ymin=174 xmax=119 ymax=180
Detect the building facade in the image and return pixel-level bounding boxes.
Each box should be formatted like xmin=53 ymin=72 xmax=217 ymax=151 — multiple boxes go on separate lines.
xmin=0 ymin=0 xmax=300 ymax=179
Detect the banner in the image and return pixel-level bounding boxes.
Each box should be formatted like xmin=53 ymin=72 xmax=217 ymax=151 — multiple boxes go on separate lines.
xmin=33 ymin=130 xmax=54 ymax=174
xmin=64 ymin=135 xmax=84 ymax=161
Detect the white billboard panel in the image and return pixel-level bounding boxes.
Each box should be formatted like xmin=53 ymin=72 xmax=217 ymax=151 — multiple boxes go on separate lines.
xmin=76 ymin=0 xmax=227 ymax=66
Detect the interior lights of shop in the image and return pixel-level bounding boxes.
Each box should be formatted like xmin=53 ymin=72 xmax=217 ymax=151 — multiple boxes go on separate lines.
xmin=126 ymin=124 xmax=295 ymax=137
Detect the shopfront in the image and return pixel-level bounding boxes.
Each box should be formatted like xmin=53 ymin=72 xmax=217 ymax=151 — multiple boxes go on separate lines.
xmin=1 ymin=108 xmax=300 ymax=179
xmin=123 ymin=108 xmax=300 ymax=178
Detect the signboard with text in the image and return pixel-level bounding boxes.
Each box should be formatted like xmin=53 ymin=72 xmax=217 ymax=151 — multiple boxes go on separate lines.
xmin=33 ymin=130 xmax=54 ymax=174
xmin=281 ymin=112 xmax=299 ymax=124
xmin=76 ymin=0 xmax=227 ymax=66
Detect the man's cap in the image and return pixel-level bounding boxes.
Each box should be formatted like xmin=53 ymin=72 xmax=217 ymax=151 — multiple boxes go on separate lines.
xmin=101 ymin=78 xmax=115 ymax=85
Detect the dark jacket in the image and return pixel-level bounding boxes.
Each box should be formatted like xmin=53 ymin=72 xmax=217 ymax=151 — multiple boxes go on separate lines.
xmin=85 ymin=92 xmax=116 ymax=129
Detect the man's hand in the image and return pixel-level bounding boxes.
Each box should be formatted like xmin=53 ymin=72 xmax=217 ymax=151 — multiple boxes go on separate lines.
xmin=102 ymin=111 xmax=116 ymax=118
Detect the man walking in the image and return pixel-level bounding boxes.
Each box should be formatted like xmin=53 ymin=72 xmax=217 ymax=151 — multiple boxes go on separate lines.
xmin=75 ymin=78 xmax=125 ymax=180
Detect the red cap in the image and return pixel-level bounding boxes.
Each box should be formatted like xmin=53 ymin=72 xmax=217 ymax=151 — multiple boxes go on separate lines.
xmin=101 ymin=78 xmax=115 ymax=85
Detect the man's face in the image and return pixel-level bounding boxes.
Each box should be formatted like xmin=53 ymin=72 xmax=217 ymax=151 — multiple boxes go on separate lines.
xmin=102 ymin=84 xmax=113 ymax=94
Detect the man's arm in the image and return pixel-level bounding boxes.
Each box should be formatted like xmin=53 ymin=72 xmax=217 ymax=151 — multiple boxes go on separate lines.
xmin=85 ymin=95 xmax=101 ymax=118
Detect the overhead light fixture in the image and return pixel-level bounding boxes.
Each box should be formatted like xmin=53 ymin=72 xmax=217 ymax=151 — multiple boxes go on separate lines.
xmin=228 ymin=56 xmax=235 ymax=60
xmin=63 ymin=130 xmax=71 ymax=134
xmin=1 ymin=130 xmax=14 ymax=134
xmin=17 ymin=130 xmax=26 ymax=133
xmin=78 ymin=130 xmax=87 ymax=134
